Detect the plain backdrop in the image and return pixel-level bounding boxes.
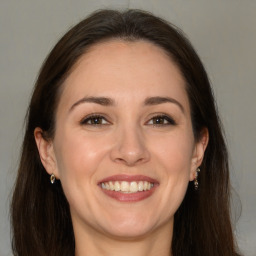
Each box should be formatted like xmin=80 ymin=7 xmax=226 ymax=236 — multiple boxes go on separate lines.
xmin=0 ymin=1 xmax=255 ymax=255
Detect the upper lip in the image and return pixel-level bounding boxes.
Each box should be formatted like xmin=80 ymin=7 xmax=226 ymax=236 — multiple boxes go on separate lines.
xmin=98 ymin=174 xmax=159 ymax=184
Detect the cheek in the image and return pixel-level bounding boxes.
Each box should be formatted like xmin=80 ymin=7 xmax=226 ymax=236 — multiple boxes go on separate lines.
xmin=53 ymin=131 xmax=113 ymax=216
xmin=152 ymin=130 xmax=194 ymax=174
xmin=150 ymin=132 xmax=194 ymax=211
xmin=53 ymin=131 xmax=109 ymax=189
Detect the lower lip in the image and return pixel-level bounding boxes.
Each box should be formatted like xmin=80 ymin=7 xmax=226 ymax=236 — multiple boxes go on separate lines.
xmin=100 ymin=186 xmax=158 ymax=202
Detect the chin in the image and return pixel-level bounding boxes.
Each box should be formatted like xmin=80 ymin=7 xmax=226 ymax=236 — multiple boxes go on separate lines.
xmin=104 ymin=224 xmax=153 ymax=240
xmin=98 ymin=211 xmax=163 ymax=239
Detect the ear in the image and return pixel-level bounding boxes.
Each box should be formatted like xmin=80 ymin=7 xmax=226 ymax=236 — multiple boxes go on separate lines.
xmin=189 ymin=128 xmax=209 ymax=181
xmin=34 ymin=127 xmax=59 ymax=179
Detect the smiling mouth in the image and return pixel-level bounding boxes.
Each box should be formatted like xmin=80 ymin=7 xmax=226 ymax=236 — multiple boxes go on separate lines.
xmin=98 ymin=175 xmax=158 ymax=202
xmin=101 ymin=181 xmax=154 ymax=193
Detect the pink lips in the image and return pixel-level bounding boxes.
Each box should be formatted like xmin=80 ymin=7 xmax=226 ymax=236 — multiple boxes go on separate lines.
xmin=98 ymin=175 xmax=159 ymax=202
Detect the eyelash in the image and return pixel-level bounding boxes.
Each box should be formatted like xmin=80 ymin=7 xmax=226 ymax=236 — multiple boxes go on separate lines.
xmin=80 ymin=114 xmax=176 ymax=126
xmin=146 ymin=115 xmax=176 ymax=126
xmin=80 ymin=114 xmax=110 ymax=126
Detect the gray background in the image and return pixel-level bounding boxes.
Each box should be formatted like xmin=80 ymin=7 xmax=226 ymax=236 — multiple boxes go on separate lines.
xmin=0 ymin=0 xmax=255 ymax=255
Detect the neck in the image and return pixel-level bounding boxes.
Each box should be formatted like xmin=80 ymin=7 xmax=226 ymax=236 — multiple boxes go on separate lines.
xmin=74 ymin=219 xmax=173 ymax=256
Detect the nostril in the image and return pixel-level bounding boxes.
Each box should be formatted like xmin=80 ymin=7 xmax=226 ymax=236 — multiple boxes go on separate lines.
xmin=113 ymin=153 xmax=149 ymax=166
xmin=109 ymin=129 xmax=150 ymax=165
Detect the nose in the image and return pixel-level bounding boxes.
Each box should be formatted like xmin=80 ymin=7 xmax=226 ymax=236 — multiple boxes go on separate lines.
xmin=110 ymin=125 xmax=150 ymax=166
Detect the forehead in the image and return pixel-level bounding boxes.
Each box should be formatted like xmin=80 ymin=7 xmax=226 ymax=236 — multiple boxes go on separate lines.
xmin=58 ymin=40 xmax=189 ymax=112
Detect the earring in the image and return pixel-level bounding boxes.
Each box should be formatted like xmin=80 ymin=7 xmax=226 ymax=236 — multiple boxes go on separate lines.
xmin=50 ymin=173 xmax=56 ymax=184
xmin=194 ymin=168 xmax=200 ymax=190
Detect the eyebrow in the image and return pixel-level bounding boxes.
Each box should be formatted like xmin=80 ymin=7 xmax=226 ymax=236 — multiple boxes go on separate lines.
xmin=144 ymin=96 xmax=184 ymax=113
xmin=69 ymin=96 xmax=115 ymax=112
xmin=69 ymin=96 xmax=184 ymax=113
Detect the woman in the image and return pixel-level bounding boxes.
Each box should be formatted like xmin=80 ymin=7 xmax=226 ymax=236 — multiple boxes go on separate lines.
xmin=11 ymin=9 xmax=241 ymax=256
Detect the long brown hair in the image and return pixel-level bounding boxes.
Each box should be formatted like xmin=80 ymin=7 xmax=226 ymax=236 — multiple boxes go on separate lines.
xmin=11 ymin=9 xmax=241 ymax=256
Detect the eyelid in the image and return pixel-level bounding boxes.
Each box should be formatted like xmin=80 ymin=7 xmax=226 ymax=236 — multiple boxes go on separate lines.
xmin=79 ymin=113 xmax=176 ymax=126
xmin=145 ymin=114 xmax=176 ymax=126
xmin=80 ymin=113 xmax=111 ymax=125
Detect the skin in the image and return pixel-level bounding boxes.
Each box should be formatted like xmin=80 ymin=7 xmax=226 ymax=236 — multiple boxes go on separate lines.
xmin=35 ymin=40 xmax=208 ymax=256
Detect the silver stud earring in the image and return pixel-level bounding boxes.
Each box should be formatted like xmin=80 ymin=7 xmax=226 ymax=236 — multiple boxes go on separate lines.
xmin=194 ymin=168 xmax=200 ymax=190
xmin=50 ymin=173 xmax=56 ymax=184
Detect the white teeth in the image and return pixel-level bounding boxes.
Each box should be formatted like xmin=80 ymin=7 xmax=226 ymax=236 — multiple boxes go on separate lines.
xmin=143 ymin=181 xmax=148 ymax=190
xmin=109 ymin=181 xmax=115 ymax=191
xmin=120 ymin=181 xmax=129 ymax=192
xmin=130 ymin=181 xmax=138 ymax=192
xmin=114 ymin=181 xmax=120 ymax=191
xmin=101 ymin=181 xmax=154 ymax=193
xmin=138 ymin=181 xmax=144 ymax=191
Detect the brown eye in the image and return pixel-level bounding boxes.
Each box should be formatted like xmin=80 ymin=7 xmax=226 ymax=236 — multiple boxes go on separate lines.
xmin=81 ymin=115 xmax=109 ymax=125
xmin=147 ymin=115 xmax=176 ymax=126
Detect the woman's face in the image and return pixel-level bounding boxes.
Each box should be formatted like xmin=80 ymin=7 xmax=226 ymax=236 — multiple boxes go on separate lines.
xmin=37 ymin=40 xmax=206 ymax=239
